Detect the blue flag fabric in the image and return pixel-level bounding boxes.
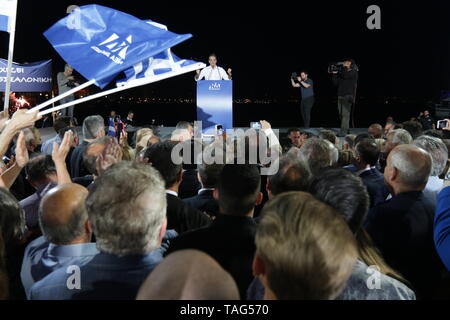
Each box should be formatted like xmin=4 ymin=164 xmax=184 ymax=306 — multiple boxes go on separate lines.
xmin=43 ymin=5 xmax=192 ymax=88
xmin=117 ymin=20 xmax=202 ymax=87
xmin=107 ymin=117 xmax=116 ymax=137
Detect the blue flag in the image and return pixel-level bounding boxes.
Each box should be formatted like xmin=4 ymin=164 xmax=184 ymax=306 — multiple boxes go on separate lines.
xmin=43 ymin=5 xmax=192 ymax=88
xmin=107 ymin=117 xmax=116 ymax=137
xmin=117 ymin=20 xmax=203 ymax=87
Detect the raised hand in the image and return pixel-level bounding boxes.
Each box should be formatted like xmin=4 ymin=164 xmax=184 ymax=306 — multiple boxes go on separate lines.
xmin=9 ymin=109 xmax=41 ymax=131
xmin=15 ymin=131 xmax=29 ymax=168
xmin=0 ymin=111 xmax=9 ymax=132
xmin=52 ymin=130 xmax=73 ymax=164
xmin=260 ymin=120 xmax=272 ymax=130
xmin=95 ymin=137 xmax=123 ymax=176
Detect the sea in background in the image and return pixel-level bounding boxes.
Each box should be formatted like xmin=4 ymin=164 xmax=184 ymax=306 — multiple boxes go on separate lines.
xmin=66 ymin=96 xmax=434 ymax=129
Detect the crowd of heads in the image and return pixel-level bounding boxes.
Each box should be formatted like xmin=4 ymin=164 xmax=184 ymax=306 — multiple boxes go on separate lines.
xmin=0 ymin=107 xmax=449 ymax=301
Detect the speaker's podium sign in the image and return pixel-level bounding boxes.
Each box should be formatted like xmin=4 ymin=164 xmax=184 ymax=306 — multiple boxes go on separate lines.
xmin=196 ymin=80 xmax=233 ymax=134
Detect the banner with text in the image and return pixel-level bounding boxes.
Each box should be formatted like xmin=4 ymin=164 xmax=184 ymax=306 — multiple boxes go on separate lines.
xmin=0 ymin=59 xmax=52 ymax=92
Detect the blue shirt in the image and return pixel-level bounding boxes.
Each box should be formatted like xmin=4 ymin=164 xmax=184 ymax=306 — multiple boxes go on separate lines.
xmin=29 ymin=250 xmax=163 ymax=300
xmin=19 ymin=182 xmax=57 ymax=230
xmin=435 ymin=186 xmax=450 ymax=271
xmin=247 ymin=259 xmax=415 ymax=300
xmin=300 ymin=78 xmax=314 ymax=99
xmin=20 ymin=236 xmax=99 ymax=298
xmin=40 ymin=134 xmax=62 ymax=155
xmin=28 ymin=230 xmax=177 ymax=300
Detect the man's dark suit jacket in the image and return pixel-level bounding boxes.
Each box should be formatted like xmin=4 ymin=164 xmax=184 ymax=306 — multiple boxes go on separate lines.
xmin=166 ymin=215 xmax=257 ymax=299
xmin=366 ymin=191 xmax=445 ymax=299
xmin=178 ymin=169 xmax=201 ymax=199
xmin=166 ymin=193 xmax=211 ymax=235
xmin=359 ymin=168 xmax=385 ymax=207
xmin=183 ymin=189 xmax=219 ymax=217
xmin=70 ymin=140 xmax=90 ymax=178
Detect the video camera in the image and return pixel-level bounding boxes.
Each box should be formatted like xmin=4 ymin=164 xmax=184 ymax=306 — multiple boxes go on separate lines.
xmin=328 ymin=62 xmax=345 ymax=73
xmin=328 ymin=60 xmax=359 ymax=73
xmin=67 ymin=79 xmax=78 ymax=88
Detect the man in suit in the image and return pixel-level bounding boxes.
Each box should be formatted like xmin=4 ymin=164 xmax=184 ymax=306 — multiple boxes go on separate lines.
xmin=266 ymin=154 xmax=311 ymax=200
xmin=379 ymin=129 xmax=412 ymax=172
xmin=354 ymin=139 xmax=385 ymax=207
xmin=21 ymin=183 xmax=98 ymax=297
xmin=166 ymin=164 xmax=263 ymax=299
xmin=70 ymin=115 xmax=105 ymax=178
xmin=366 ymin=145 xmax=445 ymax=299
xmin=144 ymin=141 xmax=211 ymax=234
xmin=183 ymin=163 xmax=224 ymax=217
xmin=29 ymin=162 xmax=168 ymax=300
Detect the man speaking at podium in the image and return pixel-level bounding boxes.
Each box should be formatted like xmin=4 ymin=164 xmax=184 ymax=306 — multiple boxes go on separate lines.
xmin=195 ymin=53 xmax=232 ymax=81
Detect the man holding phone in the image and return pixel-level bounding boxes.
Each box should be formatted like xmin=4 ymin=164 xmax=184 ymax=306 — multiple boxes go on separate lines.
xmin=291 ymin=71 xmax=314 ymax=128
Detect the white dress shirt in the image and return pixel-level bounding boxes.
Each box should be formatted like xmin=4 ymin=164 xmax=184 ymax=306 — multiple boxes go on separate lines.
xmin=166 ymin=190 xmax=178 ymax=197
xmin=196 ymin=66 xmax=230 ymax=81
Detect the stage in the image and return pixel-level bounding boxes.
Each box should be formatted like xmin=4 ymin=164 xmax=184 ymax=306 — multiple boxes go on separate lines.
xmin=38 ymin=126 xmax=369 ymax=146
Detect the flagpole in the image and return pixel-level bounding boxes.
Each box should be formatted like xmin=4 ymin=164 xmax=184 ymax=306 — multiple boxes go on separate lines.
xmin=27 ymin=79 xmax=95 ymax=113
xmin=3 ymin=0 xmax=18 ymax=112
xmin=38 ymin=63 xmax=206 ymax=116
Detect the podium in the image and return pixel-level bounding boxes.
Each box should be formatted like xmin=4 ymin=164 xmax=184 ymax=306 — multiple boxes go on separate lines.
xmin=196 ymin=80 xmax=233 ymax=134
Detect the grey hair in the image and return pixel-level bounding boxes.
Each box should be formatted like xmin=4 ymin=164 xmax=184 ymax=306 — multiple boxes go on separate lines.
xmin=390 ymin=146 xmax=432 ymax=188
xmin=82 ymin=115 xmax=105 ymax=140
xmin=414 ymin=136 xmax=448 ymax=176
xmin=64 ymin=64 xmax=72 ymax=71
xmin=323 ymin=140 xmax=339 ymax=165
xmin=299 ymin=138 xmax=332 ymax=176
xmin=390 ymin=129 xmax=413 ymax=145
xmin=38 ymin=200 xmax=88 ymax=244
xmin=86 ymin=161 xmax=167 ymax=255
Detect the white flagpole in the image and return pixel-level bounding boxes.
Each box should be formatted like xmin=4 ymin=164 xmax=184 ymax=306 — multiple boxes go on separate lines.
xmin=38 ymin=63 xmax=206 ymax=116
xmin=27 ymin=79 xmax=95 ymax=113
xmin=3 ymin=0 xmax=18 ymax=112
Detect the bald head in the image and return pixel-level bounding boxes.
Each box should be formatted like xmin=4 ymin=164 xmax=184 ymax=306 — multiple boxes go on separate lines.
xmin=386 ymin=144 xmax=432 ymax=190
xmin=39 ymin=183 xmax=90 ymax=245
xmin=136 ymin=250 xmax=240 ymax=300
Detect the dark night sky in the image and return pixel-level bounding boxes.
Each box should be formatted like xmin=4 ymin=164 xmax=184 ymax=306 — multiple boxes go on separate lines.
xmin=1 ymin=0 xmax=450 ymax=101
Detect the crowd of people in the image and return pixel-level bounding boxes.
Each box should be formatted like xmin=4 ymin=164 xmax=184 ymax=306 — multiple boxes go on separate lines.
xmin=0 ymin=107 xmax=450 ymax=300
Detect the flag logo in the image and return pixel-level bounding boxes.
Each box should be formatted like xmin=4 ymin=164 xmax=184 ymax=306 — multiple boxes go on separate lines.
xmin=208 ymin=82 xmax=221 ymax=91
xmin=91 ymin=33 xmax=132 ymax=65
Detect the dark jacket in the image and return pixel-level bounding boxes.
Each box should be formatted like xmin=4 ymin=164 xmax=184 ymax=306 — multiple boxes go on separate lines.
xmin=166 ymin=215 xmax=257 ymax=299
xmin=359 ymin=168 xmax=385 ymax=207
xmin=183 ymin=189 xmax=219 ymax=217
xmin=366 ymin=191 xmax=445 ymax=298
xmin=166 ymin=193 xmax=211 ymax=234
xmin=69 ymin=140 xmax=90 ymax=178
xmin=332 ymin=68 xmax=358 ymax=97
xmin=178 ymin=169 xmax=201 ymax=199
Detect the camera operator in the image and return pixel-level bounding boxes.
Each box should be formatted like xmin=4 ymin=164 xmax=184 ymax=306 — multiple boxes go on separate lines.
xmin=57 ymin=64 xmax=79 ymax=121
xmin=291 ymin=71 xmax=314 ymax=128
xmin=331 ymin=59 xmax=358 ymax=136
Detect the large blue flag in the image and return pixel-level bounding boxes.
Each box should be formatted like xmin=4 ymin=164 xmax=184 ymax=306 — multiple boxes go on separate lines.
xmin=43 ymin=5 xmax=192 ymax=88
xmin=117 ymin=20 xmax=204 ymax=87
